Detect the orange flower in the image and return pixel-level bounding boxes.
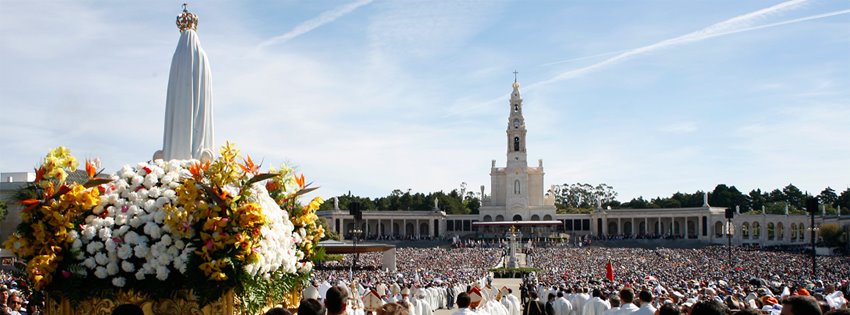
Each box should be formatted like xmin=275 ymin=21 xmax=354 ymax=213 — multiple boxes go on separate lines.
xmin=20 ymin=199 xmax=40 ymax=213
xmin=295 ymin=174 xmax=305 ymax=189
xmin=239 ymin=155 xmax=260 ymax=175
xmin=189 ymin=160 xmax=210 ymax=180
xmin=34 ymin=166 xmax=45 ymax=183
xmin=85 ymin=159 xmax=97 ymax=178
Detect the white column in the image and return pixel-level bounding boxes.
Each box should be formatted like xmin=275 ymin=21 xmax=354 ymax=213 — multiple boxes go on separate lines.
xmin=645 ymin=217 xmax=648 ymax=235
xmin=631 ymin=217 xmax=635 ymax=237
xmin=670 ymin=216 xmax=674 ymax=236
xmin=684 ymin=216 xmax=689 ymax=239
xmin=617 ymin=218 xmax=622 ymax=235
xmin=390 ymin=219 xmax=394 ymax=238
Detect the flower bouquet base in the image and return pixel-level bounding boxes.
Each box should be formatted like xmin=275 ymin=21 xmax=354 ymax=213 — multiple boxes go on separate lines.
xmin=44 ymin=290 xmax=235 ymax=315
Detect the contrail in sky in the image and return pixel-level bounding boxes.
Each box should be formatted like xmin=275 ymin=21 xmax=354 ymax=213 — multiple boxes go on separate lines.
xmin=451 ymin=1 xmax=847 ymax=116
xmin=257 ymin=0 xmax=373 ymax=50
xmin=529 ymin=0 xmax=813 ymax=89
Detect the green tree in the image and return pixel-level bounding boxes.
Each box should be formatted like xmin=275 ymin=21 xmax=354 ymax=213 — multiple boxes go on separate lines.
xmin=835 ymin=188 xmax=850 ymax=214
xmin=709 ymin=184 xmax=750 ymax=209
xmin=556 ymin=182 xmax=617 ymax=208
xmin=622 ymin=196 xmax=655 ymax=209
xmin=819 ymin=187 xmax=838 ymax=208
xmin=818 ymin=223 xmax=846 ymax=247
xmin=767 ymin=189 xmax=785 ymax=203
xmin=782 ymin=184 xmax=805 ymax=210
xmin=749 ymin=189 xmax=768 ymax=213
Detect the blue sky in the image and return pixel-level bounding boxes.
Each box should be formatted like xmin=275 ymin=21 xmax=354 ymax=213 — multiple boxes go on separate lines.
xmin=1 ymin=1 xmax=848 ymax=202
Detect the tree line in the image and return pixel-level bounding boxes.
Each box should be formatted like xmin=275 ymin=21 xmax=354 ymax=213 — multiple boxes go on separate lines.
xmin=555 ymin=182 xmax=850 ymax=215
xmin=320 ymin=182 xmax=850 ymax=216
xmin=318 ymin=185 xmax=481 ymax=215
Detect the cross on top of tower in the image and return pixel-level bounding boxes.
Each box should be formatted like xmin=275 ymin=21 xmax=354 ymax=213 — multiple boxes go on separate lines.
xmin=513 ymin=70 xmax=518 ymax=83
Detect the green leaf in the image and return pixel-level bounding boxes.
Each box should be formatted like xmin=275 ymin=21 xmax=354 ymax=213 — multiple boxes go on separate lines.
xmin=294 ymin=186 xmax=319 ymax=197
xmin=245 ymin=173 xmax=279 ymax=187
xmin=83 ymin=178 xmax=113 ymax=188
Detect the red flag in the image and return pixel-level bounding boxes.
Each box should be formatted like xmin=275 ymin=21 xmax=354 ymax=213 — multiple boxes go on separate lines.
xmin=606 ymin=259 xmax=614 ymax=281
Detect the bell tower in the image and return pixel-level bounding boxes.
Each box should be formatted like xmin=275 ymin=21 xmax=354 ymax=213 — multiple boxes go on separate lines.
xmin=505 ymin=72 xmax=529 ymax=209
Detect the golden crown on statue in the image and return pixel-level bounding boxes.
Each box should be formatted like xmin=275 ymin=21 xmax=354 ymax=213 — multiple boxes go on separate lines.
xmin=176 ymin=3 xmax=198 ymax=32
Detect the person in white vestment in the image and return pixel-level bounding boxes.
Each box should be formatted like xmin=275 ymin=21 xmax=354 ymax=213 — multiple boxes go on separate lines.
xmin=601 ymin=296 xmax=619 ymax=315
xmin=506 ymin=289 xmax=522 ymax=315
xmin=611 ymin=289 xmax=638 ymax=315
xmin=567 ymin=288 xmax=584 ymax=315
xmin=553 ymin=291 xmax=573 ymax=315
xmin=414 ymin=289 xmax=434 ymax=315
xmin=581 ymin=289 xmax=609 ymax=315
xmin=630 ymin=291 xmax=655 ymax=315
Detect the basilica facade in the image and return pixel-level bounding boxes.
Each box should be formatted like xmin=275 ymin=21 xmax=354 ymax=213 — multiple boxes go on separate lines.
xmin=314 ymin=79 xmax=846 ymax=247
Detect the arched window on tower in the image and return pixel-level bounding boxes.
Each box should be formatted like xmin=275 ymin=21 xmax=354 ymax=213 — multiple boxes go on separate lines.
xmin=514 ymin=179 xmax=520 ymax=194
xmin=514 ymin=137 xmax=520 ymax=151
xmin=514 ymin=104 xmax=519 ymax=112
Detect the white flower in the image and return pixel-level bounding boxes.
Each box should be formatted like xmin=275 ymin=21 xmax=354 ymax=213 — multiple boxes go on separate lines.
xmin=144 ymin=221 xmax=162 ymax=239
xmin=156 ymin=253 xmax=171 ymax=266
xmin=148 ymin=187 xmax=162 ymax=199
xmin=81 ymin=226 xmax=97 ymax=241
xmin=114 ymin=225 xmax=130 ymax=237
xmin=155 ymin=266 xmax=169 ymax=281
xmin=86 ymin=241 xmax=103 ymax=254
xmin=95 ymin=252 xmax=109 ymax=266
xmin=124 ymin=231 xmax=139 ymax=245
xmin=153 ymin=211 xmax=165 ymax=224
xmin=71 ymin=238 xmax=82 ymax=251
xmin=144 ymin=199 xmax=157 ymax=213
xmin=84 ymin=257 xmax=97 ymax=269
xmin=112 ymin=277 xmax=126 ymax=288
xmin=107 ymin=262 xmax=119 ymax=275
xmin=135 ymin=270 xmax=146 ymax=280
xmin=162 ymin=189 xmax=176 ymax=201
xmin=98 ymin=227 xmax=112 ymax=241
xmin=105 ymin=239 xmax=117 ymax=253
xmin=144 ymin=174 xmax=158 ymax=189
xmin=131 ymin=175 xmax=144 ymax=187
xmin=129 ymin=217 xmax=144 ymax=228
xmin=117 ymin=244 xmax=133 ymax=260
xmin=134 ymin=243 xmax=149 ymax=258
xmin=160 ymin=234 xmax=173 ymax=247
xmin=94 ymin=266 xmax=108 ymax=279
xmin=122 ymin=261 xmax=135 ymax=273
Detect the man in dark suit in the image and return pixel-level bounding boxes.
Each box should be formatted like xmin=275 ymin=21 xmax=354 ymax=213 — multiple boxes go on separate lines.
xmin=524 ymin=291 xmax=547 ymax=315
xmin=545 ymin=293 xmax=556 ymax=315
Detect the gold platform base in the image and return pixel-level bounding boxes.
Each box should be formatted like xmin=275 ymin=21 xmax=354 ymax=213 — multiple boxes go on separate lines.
xmin=45 ymin=290 xmax=235 ymax=315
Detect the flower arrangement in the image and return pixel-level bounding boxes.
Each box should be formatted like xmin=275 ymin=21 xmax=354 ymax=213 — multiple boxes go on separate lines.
xmin=4 ymin=144 xmax=324 ymax=313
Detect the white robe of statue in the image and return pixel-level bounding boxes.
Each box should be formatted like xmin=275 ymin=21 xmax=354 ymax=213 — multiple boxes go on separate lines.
xmin=158 ymin=28 xmax=214 ymax=161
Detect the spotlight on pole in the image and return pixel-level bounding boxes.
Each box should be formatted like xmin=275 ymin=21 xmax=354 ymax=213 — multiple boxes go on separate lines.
xmin=725 ymin=208 xmax=734 ymax=268
xmin=806 ymin=196 xmax=819 ymax=278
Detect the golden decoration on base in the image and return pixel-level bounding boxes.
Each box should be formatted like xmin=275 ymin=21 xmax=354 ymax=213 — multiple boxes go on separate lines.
xmin=44 ymin=290 xmax=235 ymax=315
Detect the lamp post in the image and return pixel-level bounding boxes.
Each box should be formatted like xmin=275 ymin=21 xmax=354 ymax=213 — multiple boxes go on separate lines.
xmin=805 ymin=196 xmax=819 ymax=279
xmin=349 ymin=226 xmax=363 ymax=274
xmin=725 ymin=208 xmax=734 ymax=268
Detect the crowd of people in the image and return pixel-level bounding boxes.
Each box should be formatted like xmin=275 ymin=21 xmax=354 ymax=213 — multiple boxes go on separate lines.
xmin=0 ymin=269 xmax=38 ymax=315
xmin=307 ymin=244 xmax=849 ymax=315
